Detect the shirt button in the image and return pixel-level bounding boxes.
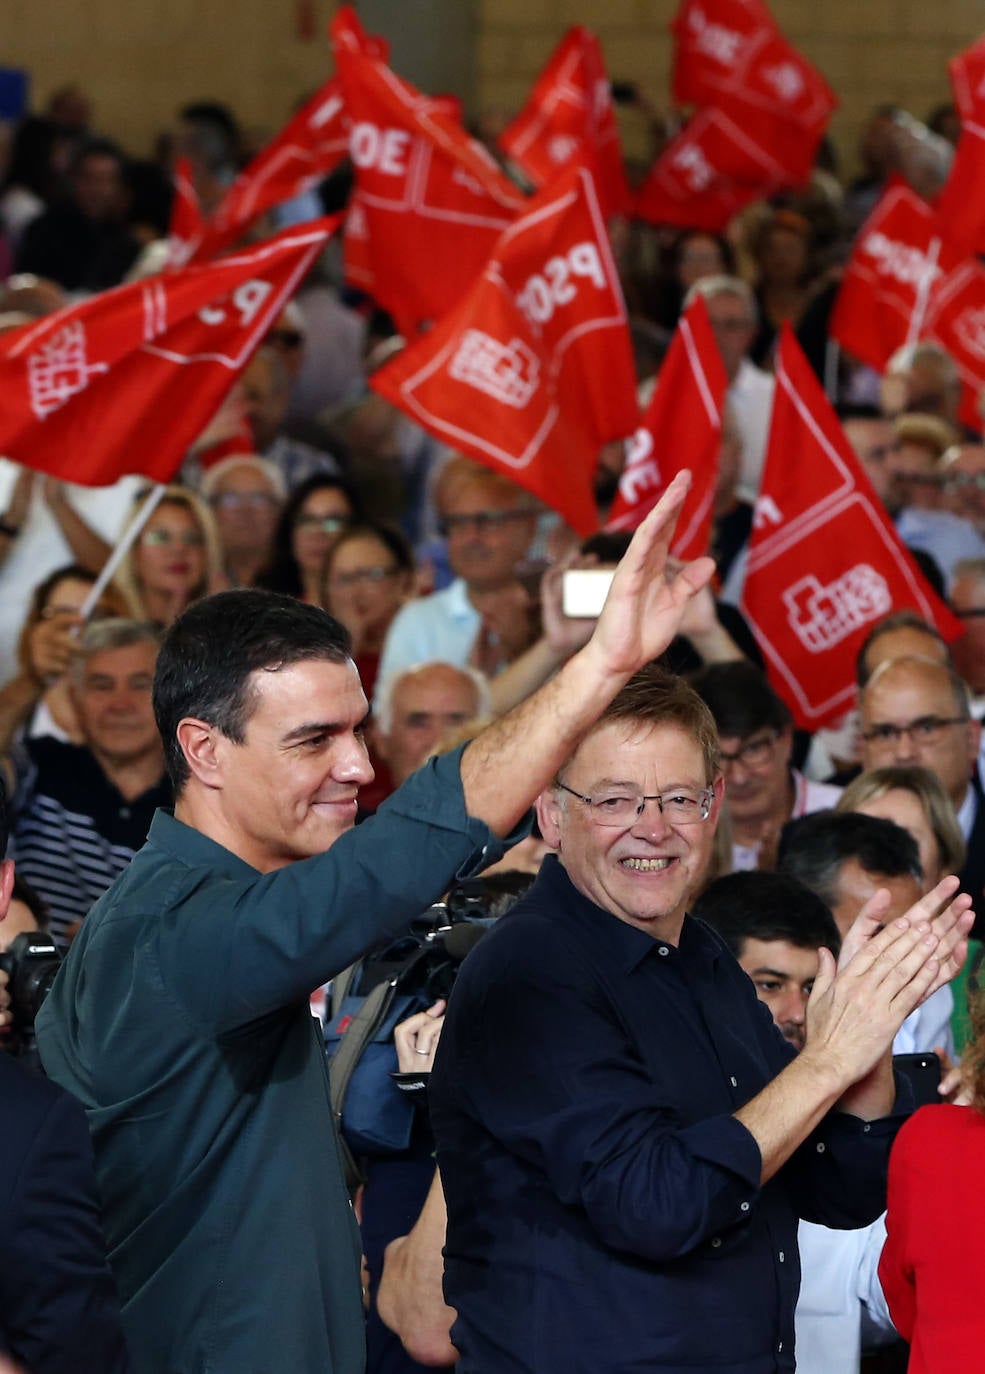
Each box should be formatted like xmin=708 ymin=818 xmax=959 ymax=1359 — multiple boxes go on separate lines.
xmin=711 ymin=1237 xmax=722 ymax=1248
xmin=778 ymin=1342 xmax=784 ymax=1354
xmin=657 ymin=945 xmax=670 ymax=956
xmin=862 ymin=1123 xmax=871 ymax=1133
xmin=730 ymin=1075 xmax=738 ymax=1087
xmin=119 ymin=806 xmax=131 ymax=819
xmin=779 ymin=1251 xmax=785 ymax=1263
xmin=740 ymin=1201 xmax=750 ymax=1212
xmin=816 ymin=1142 xmax=826 ymax=1153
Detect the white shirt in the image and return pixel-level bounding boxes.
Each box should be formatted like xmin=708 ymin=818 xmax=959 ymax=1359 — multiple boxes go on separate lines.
xmin=795 ymin=1217 xmax=896 ymax=1374
xmin=728 ymin=358 xmax=775 ymax=506
xmin=375 ymin=578 xmax=480 ymax=703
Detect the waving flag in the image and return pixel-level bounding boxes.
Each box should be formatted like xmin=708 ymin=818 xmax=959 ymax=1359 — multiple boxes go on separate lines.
xmin=607 ymin=295 xmax=728 ymax=561
xmin=741 ymin=328 xmax=962 ymax=728
xmin=829 ymin=182 xmax=960 ymax=372
xmin=499 ymin=26 xmax=631 ymax=218
xmin=924 ymin=259 xmax=985 ymax=432
xmin=950 ymin=33 xmax=985 ymax=123
xmin=167 ymin=158 xmax=204 ymax=268
xmin=192 ymin=79 xmax=349 ymax=262
xmin=0 ymin=220 xmax=337 ymax=485
xmin=332 ymin=19 xmax=526 ymax=336
xmin=635 ymin=106 xmax=781 ymax=231
xmin=370 ymin=167 xmax=637 ymax=536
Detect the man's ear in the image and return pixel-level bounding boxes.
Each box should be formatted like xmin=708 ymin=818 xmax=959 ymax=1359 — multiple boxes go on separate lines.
xmin=0 ymin=859 xmax=15 ymax=923
xmin=536 ymin=788 xmax=563 ymax=851
xmin=175 ymin=718 xmax=224 ymax=790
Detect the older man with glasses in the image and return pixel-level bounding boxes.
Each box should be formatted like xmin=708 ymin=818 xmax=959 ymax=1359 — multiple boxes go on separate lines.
xmin=692 ymin=661 xmax=842 ymax=871
xmin=429 ymin=662 xmax=972 ymax=1374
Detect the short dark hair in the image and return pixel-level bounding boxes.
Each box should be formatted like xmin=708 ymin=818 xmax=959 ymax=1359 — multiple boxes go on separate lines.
xmin=777 ymin=810 xmax=923 ymax=910
xmin=153 ymin=590 xmax=351 ymax=792
xmin=856 ymin=611 xmax=950 ymax=687
xmin=693 ymin=870 xmax=842 ymax=959
xmin=690 ymin=661 xmax=792 ymax=739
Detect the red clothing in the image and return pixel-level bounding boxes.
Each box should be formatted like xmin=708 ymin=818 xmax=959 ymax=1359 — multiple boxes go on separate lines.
xmin=879 ymin=1103 xmax=985 ymax=1372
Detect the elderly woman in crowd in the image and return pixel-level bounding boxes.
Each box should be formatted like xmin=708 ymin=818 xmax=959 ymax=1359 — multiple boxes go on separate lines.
xmin=199 ymin=453 xmax=286 ymax=589
xmin=879 ymin=989 xmax=985 ymax=1372
xmin=257 ymin=474 xmax=361 ymax=604
xmin=113 ymin=485 xmax=223 ymax=628
xmin=320 ymin=521 xmax=415 ymax=700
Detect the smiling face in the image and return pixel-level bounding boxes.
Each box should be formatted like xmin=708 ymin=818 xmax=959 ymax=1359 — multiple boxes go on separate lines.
xmin=74 ymin=640 xmax=162 ymax=768
xmin=206 ymin=657 xmax=374 ymax=872
xmin=135 ymin=501 xmax=207 ymax=601
xmin=324 ymin=533 xmax=411 ymax=643
xmin=537 ymin=720 xmax=722 ymax=942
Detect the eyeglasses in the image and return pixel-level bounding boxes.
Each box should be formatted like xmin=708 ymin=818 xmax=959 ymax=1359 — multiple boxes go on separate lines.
xmin=861 ymin=715 xmax=968 ymax=746
xmin=718 ymin=731 xmax=779 ymax=769
xmin=943 ymin=471 xmax=985 ymax=491
xmin=329 ymin=565 xmax=399 ymax=588
xmin=210 ymin=492 xmax=279 ymax=511
xmin=294 ymin=514 xmax=351 ymax=534
xmin=439 ymin=509 xmax=532 ymax=536
xmin=267 ymin=329 xmax=304 ymax=349
xmin=141 ymin=529 xmax=205 ymax=548
xmin=954 ymin=607 xmax=985 ymax=619
xmin=556 ymin=781 xmax=715 ymax=826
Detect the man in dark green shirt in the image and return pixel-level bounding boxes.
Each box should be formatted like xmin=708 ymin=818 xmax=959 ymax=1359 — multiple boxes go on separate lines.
xmin=37 ymin=474 xmax=714 ymax=1374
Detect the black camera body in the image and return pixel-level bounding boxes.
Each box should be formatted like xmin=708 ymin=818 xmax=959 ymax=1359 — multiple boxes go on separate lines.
xmin=0 ymin=929 xmax=61 ymax=1063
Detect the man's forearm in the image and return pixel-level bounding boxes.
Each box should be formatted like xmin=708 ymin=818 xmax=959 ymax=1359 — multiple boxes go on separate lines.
xmin=377 ymin=1170 xmax=458 ymax=1367
xmin=734 ymin=1050 xmax=846 ymax=1184
xmin=460 ymin=642 xmax=625 ymax=834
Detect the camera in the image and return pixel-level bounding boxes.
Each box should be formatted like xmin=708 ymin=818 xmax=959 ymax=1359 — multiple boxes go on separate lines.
xmin=0 ymin=929 xmax=61 ymax=1065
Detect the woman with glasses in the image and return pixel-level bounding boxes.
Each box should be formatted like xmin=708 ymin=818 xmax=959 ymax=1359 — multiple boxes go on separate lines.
xmin=320 ymin=522 xmax=414 ymax=700
xmin=113 ymin=486 xmax=223 ymax=628
xmin=257 ymin=475 xmax=361 ymax=604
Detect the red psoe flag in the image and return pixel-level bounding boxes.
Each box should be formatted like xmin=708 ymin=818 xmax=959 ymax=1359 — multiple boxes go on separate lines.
xmin=935 ymin=117 xmax=985 ymax=260
xmin=950 ymin=34 xmax=985 ymax=123
xmin=333 ymin=23 xmax=526 ymax=336
xmin=167 ymin=158 xmax=203 ymax=268
xmin=634 ymin=107 xmax=780 ymax=232
xmin=499 ymin=26 xmax=632 ymax=218
xmin=0 ymin=219 xmax=337 ymax=486
xmin=829 ymin=182 xmax=959 ymax=372
xmin=741 ymin=328 xmax=962 ymax=729
xmin=925 ymin=258 xmax=985 ymax=433
xmin=370 ymin=167 xmax=637 ymax=536
xmin=671 ymin=0 xmax=835 ymax=143
xmin=193 ymin=78 xmax=349 ymax=262
xmin=606 ymin=295 xmax=728 ymax=561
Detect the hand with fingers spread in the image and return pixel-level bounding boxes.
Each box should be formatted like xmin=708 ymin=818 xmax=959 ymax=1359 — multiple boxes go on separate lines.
xmin=581 ymin=470 xmax=716 ymax=683
xmin=803 ymin=877 xmax=975 ymax=1093
xmin=394 ymin=999 xmax=446 ymax=1073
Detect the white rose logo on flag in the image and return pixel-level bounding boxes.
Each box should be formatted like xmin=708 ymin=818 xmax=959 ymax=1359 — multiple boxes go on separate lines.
xmin=953 ymin=305 xmax=985 ymax=362
xmin=448 ymin=330 xmax=540 ymax=408
xmin=783 ymin=565 xmax=892 ymax=655
xmin=27 ymin=322 xmax=108 ymax=421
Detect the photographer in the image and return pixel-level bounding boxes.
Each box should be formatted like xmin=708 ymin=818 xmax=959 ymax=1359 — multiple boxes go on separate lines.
xmin=0 ymin=777 xmax=131 ymax=1374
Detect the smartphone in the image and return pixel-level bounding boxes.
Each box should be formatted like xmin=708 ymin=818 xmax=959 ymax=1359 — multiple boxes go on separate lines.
xmin=892 ymin=1052 xmax=942 ymax=1109
xmin=562 ymin=568 xmax=616 ymax=618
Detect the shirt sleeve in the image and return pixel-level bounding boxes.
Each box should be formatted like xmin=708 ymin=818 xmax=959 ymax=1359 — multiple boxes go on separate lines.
xmin=443 ymin=930 xmax=764 ymax=1263
xmin=152 ymin=747 xmax=528 ymax=1034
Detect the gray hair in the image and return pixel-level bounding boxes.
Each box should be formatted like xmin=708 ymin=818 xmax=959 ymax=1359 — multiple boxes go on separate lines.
xmin=69 ymin=618 xmax=163 ymax=684
xmin=374 ymin=662 xmax=492 ymax=735
xmin=683 ymin=274 xmax=758 ymax=325
xmin=199 ymin=454 xmax=287 ymax=503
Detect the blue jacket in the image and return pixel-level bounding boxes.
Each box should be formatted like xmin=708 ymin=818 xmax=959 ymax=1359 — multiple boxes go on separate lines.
xmin=0 ymin=1050 xmax=130 ymax=1374
xmin=429 ymin=856 xmax=907 ymax=1374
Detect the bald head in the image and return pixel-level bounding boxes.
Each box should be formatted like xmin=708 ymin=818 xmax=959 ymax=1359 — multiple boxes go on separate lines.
xmin=376 ymin=663 xmax=486 ymax=786
xmin=860 ymin=656 xmax=978 ymax=810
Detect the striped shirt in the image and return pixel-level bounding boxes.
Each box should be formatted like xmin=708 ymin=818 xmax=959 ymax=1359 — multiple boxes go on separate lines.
xmin=10 ymin=737 xmax=171 ymax=950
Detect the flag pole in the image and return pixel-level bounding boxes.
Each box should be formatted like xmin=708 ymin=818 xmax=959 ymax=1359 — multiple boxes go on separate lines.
xmin=905 ymin=235 xmax=941 ymax=347
xmin=79 ymin=483 xmax=168 ymax=621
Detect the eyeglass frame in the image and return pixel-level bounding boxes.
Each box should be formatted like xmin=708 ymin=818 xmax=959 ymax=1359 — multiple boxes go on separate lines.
xmin=554 ymin=780 xmax=716 ymax=827
xmin=328 ymin=564 xmax=401 ymax=589
xmin=860 ymin=714 xmax=969 ymax=746
xmin=438 ymin=508 xmax=534 ymax=537
xmin=140 ymin=528 xmax=206 ymax=548
xmin=717 ymin=728 xmax=782 ymax=770
xmin=943 ymin=471 xmax=985 ymax=491
xmin=293 ymin=513 xmax=352 ymax=534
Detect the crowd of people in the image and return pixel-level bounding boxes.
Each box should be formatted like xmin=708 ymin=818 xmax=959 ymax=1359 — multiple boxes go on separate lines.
xmin=0 ymin=59 xmax=984 ymax=1374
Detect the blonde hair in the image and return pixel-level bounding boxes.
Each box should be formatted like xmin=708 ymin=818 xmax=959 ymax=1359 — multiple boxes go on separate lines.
xmin=836 ymin=765 xmax=966 ymax=880
xmin=113 ymin=485 xmax=224 ymax=620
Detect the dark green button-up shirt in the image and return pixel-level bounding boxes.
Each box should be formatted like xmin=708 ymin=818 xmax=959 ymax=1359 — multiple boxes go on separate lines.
xmin=37 ymin=748 xmax=510 ymax=1374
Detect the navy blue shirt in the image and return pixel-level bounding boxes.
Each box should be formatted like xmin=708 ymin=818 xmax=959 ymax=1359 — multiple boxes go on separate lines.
xmin=428 ymin=856 xmax=907 ymax=1374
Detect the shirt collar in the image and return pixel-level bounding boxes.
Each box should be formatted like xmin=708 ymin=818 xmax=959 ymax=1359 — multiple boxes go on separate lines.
xmin=447 ymin=578 xmax=478 ymax=621
xmin=957 ymin=782 xmax=976 ymax=841
xmin=534 ymin=854 xmax=723 ymax=974
xmin=147 ymin=809 xmax=261 ymax=880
